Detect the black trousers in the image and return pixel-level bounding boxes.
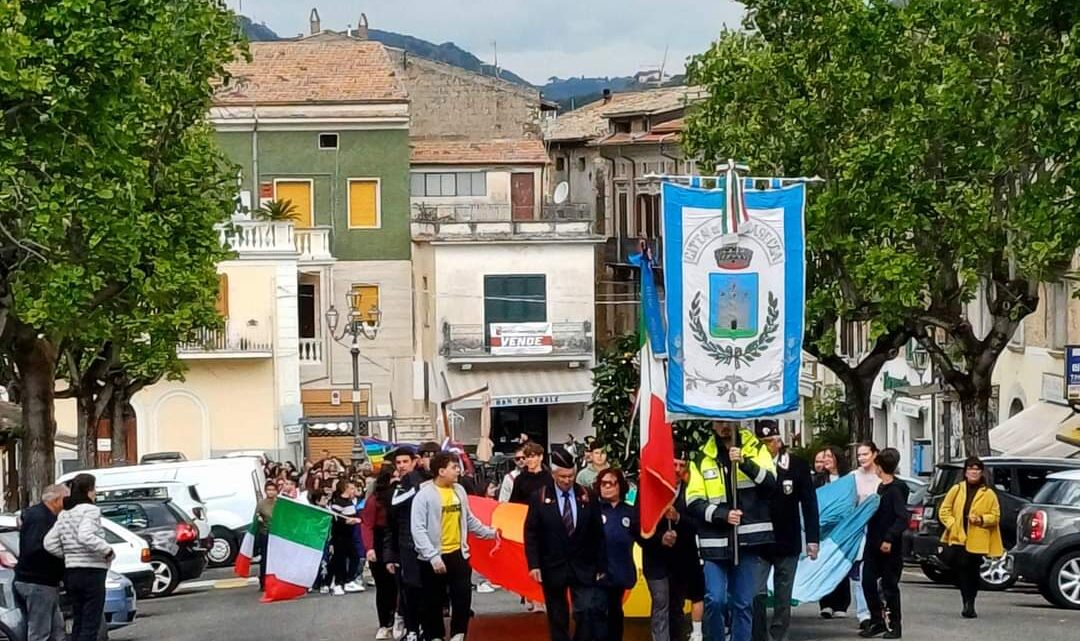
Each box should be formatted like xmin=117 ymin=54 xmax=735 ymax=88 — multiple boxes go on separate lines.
xmin=330 ymin=535 xmax=358 ymax=586
xmin=372 ymin=556 xmax=398 ymax=627
xmin=255 ymin=532 xmax=269 ymax=590
xmin=397 ymin=577 xmax=422 ymax=636
xmin=541 ymin=580 xmax=604 ymax=641
xmin=66 ymin=568 xmax=107 ymax=641
xmin=862 ymin=548 xmax=903 ymax=628
xmin=603 ymin=587 xmax=625 ymax=641
xmin=819 ymin=577 xmax=851 ymax=613
xmin=419 ymin=551 xmax=473 ymax=640
xmin=954 ymin=547 xmax=983 ymax=605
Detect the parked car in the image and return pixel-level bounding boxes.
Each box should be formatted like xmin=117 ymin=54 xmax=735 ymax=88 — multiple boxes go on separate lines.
xmin=0 ymin=514 xmax=154 ymax=600
xmin=898 ymin=475 xmax=929 ymax=562
xmin=98 ymin=498 xmax=209 ymax=597
xmin=912 ymin=456 xmax=1080 ymax=590
xmin=94 ymin=483 xmax=210 ymax=539
xmin=0 ymin=532 xmax=137 ymax=637
xmin=1011 ymin=469 xmax=1080 ymax=609
xmin=59 ymin=456 xmax=266 ymax=567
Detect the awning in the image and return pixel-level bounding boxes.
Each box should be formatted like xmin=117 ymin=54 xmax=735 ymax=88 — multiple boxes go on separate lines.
xmin=1056 ymin=412 xmax=1080 ymax=450
xmin=990 ymin=401 xmax=1079 ymax=458
xmin=443 ymin=367 xmax=593 ymax=410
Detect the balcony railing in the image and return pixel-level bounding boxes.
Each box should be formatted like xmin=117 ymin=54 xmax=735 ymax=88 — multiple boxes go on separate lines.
xmin=411 ymin=202 xmax=598 ymax=241
xmin=298 ymin=338 xmax=324 ymax=364
xmin=220 ymin=221 xmax=335 ymax=263
xmin=178 ymin=319 xmax=272 ymax=359
xmin=442 ymin=321 xmax=593 ymax=361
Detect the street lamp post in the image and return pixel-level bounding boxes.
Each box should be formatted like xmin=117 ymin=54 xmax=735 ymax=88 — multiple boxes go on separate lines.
xmin=325 ymin=290 xmax=381 ymax=439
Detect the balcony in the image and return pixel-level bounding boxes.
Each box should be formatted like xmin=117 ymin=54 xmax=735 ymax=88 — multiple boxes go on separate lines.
xmin=178 ymin=319 xmax=273 ymax=359
xmin=604 ymin=236 xmax=664 ymax=265
xmin=442 ymin=321 xmax=593 ymax=363
xmin=298 ymin=338 xmax=324 ymax=364
xmin=411 ymin=202 xmax=599 ymax=242
xmin=220 ymin=221 xmax=335 ymax=263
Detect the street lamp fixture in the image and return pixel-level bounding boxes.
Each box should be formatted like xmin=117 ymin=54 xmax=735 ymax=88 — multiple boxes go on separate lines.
xmin=324 ymin=288 xmax=381 ymax=439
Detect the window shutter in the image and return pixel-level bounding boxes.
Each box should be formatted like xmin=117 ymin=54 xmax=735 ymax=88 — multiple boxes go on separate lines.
xmin=216 ymin=273 xmax=229 ymax=318
xmin=348 ymin=180 xmax=379 ymax=228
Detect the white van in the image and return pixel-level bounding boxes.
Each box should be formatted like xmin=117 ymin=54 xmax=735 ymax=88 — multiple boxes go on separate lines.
xmin=58 ymin=457 xmax=265 ymax=566
xmin=94 ymin=482 xmax=211 ymax=539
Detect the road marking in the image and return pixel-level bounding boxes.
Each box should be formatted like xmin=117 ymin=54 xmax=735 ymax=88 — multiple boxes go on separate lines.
xmin=176 ymin=577 xmax=257 ymax=593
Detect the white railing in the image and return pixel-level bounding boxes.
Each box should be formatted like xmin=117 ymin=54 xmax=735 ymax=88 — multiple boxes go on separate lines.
xmin=298 ymin=338 xmax=324 ymax=364
xmin=295 ymin=228 xmax=333 ymax=262
xmin=178 ymin=319 xmax=273 ymax=358
xmin=220 ymin=221 xmax=335 ymax=263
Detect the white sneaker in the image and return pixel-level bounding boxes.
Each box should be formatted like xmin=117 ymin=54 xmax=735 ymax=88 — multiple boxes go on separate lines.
xmin=344 ymin=580 xmax=364 ymax=593
xmin=375 ymin=628 xmax=393 ymax=640
xmin=833 ymin=610 xmax=848 ymax=619
xmin=450 ymin=634 xmax=465 ymax=641
xmin=404 ymin=634 xmax=418 ymax=641
xmin=392 ymin=615 xmax=405 ymax=639
xmin=476 ymin=581 xmax=496 ymax=594
xmin=820 ymin=607 xmax=834 ymax=619
xmin=332 ymin=585 xmax=345 ymax=596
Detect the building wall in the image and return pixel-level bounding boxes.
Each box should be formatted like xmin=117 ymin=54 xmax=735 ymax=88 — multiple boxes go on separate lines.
xmin=389 ymin=51 xmax=545 ymax=140
xmin=216 ymin=128 xmax=411 ymax=262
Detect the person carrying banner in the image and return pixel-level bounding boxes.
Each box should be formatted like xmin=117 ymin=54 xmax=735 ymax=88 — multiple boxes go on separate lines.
xmin=411 ymin=452 xmax=497 ymax=641
xmin=687 ymin=421 xmax=776 ymax=641
xmin=525 ymin=447 xmax=606 ymax=641
xmin=751 ymin=421 xmax=819 ymax=641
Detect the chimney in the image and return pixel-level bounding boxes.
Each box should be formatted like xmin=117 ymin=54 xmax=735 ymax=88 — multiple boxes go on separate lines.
xmin=602 ymin=88 xmax=612 ymax=104
xmin=309 ymin=8 xmax=321 ymax=35
xmin=355 ymin=13 xmax=369 ymax=40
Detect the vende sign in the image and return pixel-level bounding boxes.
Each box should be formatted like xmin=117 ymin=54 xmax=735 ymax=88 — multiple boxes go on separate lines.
xmin=489 ymin=322 xmax=554 ymax=356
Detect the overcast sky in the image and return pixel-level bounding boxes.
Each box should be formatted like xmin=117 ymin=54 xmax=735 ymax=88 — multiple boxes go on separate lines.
xmin=230 ymin=1 xmax=746 ymax=85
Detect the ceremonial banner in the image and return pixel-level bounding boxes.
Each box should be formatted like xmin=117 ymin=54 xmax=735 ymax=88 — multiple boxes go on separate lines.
xmin=662 ymin=179 xmax=806 ymax=418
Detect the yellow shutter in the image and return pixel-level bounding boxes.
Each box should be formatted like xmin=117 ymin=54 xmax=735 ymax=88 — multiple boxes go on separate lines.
xmin=349 ymin=284 xmax=380 ymax=323
xmin=348 ymin=180 xmax=379 ymax=228
xmin=216 ymin=273 xmax=229 ymax=318
xmin=274 ymin=181 xmax=313 ymax=227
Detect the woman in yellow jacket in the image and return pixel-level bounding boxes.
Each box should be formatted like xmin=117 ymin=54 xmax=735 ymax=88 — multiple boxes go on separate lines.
xmin=938 ymin=456 xmax=1005 ymax=619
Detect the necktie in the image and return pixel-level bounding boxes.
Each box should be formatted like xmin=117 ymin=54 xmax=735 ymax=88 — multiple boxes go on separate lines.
xmin=562 ymin=491 xmax=574 ymax=536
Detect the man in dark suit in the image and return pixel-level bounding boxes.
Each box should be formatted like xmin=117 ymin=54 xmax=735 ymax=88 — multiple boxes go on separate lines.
xmin=525 ymin=447 xmax=606 ymax=641
xmin=752 ymin=421 xmax=820 ymax=641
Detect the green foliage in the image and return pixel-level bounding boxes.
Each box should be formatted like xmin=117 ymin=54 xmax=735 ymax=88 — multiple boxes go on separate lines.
xmin=793 ymin=386 xmax=850 ymax=461
xmin=255 ymin=199 xmax=300 ymax=222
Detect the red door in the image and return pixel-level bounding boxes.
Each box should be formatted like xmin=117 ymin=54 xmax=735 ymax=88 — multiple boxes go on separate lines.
xmin=511 ymin=173 xmax=535 ymax=221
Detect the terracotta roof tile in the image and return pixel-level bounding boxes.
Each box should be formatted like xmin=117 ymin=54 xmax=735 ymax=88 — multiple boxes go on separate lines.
xmin=410 ymin=138 xmax=549 ymax=165
xmin=543 ymin=86 xmax=703 ymax=142
xmin=215 ymin=40 xmax=407 ymax=105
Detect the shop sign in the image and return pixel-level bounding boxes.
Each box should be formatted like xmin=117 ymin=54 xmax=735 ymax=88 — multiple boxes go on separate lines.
xmin=895 ymin=399 xmax=923 ymax=418
xmin=493 ymin=395 xmax=561 ymax=407
xmin=489 ymin=322 xmax=553 ymax=356
xmin=1066 ymin=345 xmax=1080 ymax=406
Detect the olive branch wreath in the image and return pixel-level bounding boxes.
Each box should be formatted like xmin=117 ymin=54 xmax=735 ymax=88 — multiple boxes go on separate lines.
xmin=689 ymin=290 xmax=780 ymax=370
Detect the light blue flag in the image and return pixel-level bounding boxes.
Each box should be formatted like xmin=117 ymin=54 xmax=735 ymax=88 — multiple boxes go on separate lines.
xmin=789 ymin=474 xmax=880 ymax=604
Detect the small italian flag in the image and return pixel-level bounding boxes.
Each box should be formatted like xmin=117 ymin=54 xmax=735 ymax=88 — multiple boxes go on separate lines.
xmin=233 ymin=519 xmax=257 ymax=578
xmin=260 ymin=498 xmax=332 ymax=603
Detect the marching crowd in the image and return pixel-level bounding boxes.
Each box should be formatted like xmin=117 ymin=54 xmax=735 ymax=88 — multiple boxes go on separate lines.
xmin=242 ymin=421 xmax=1007 ymax=641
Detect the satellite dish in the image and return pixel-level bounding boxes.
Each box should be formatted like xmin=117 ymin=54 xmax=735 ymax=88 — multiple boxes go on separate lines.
xmin=553 ymin=181 xmax=569 ymax=205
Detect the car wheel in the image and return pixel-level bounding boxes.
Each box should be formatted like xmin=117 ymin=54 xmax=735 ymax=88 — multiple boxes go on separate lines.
xmin=920 ymin=561 xmax=954 ymax=584
xmin=149 ymin=555 xmax=180 ymax=597
xmin=207 ymin=527 xmax=238 ymax=567
xmin=1047 ymin=550 xmax=1080 ymax=610
xmin=979 ymin=555 xmax=1017 ymax=591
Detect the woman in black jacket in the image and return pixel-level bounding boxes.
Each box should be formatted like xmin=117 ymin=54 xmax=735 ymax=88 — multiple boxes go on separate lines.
xmin=596 ymin=468 xmax=637 ymax=641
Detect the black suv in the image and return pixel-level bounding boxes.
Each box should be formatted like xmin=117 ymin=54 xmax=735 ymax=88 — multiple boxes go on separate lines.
xmin=1011 ymin=470 xmax=1080 ymax=609
xmin=99 ymin=497 xmax=209 ymax=597
xmin=911 ymin=456 xmax=1080 ymax=590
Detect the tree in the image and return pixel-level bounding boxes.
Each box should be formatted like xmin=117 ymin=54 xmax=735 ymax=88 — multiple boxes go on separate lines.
xmin=0 ymin=0 xmax=242 ymax=502
xmin=683 ymin=0 xmax=1080 ymax=455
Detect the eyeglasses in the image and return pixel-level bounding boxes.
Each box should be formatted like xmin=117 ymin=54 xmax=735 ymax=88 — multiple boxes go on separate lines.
xmin=599 ymin=479 xmax=618 ymax=487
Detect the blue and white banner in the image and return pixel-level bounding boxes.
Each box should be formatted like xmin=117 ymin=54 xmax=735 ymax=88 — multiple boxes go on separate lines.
xmin=662 ymin=180 xmax=806 ymax=419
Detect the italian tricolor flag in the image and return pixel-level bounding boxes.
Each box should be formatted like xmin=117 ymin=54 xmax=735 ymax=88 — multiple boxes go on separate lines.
xmin=261 ymin=498 xmax=332 ymax=603
xmin=233 ymin=519 xmax=257 ymax=578
xmin=638 ymin=334 xmax=678 ymax=538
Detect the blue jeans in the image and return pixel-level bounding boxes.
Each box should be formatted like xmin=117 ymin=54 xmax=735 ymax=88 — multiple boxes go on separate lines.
xmin=704 ymin=552 xmax=768 ymax=641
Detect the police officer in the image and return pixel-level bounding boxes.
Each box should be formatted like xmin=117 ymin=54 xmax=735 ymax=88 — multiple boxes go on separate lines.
xmin=751 ymin=421 xmax=820 ymax=641
xmin=686 ymin=421 xmax=777 ymax=641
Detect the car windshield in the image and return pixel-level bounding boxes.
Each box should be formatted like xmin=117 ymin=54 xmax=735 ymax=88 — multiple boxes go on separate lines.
xmin=929 ymin=466 xmax=963 ymax=496
xmin=1033 ymin=479 xmax=1080 ymax=507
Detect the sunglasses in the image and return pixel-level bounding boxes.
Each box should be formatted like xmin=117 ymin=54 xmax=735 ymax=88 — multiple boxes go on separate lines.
xmin=514 ymin=456 xmax=525 ymax=461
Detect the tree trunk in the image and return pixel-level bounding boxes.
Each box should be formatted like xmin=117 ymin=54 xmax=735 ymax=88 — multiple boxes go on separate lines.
xmin=76 ymin=394 xmax=98 ymax=469
xmin=958 ymin=386 xmax=992 ymax=457
xmin=13 ymin=328 xmax=57 ymax=506
xmin=110 ymin=394 xmax=128 ymax=466
xmin=844 ymin=372 xmax=875 ymax=444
